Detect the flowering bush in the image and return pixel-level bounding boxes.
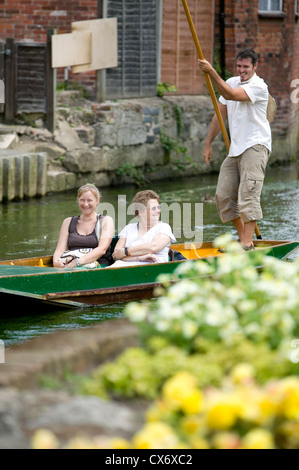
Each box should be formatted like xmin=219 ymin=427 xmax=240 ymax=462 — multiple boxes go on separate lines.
xmin=126 ymin=234 xmax=299 ymax=351
xmin=132 ymin=370 xmax=299 ymax=449
xmin=82 ymin=338 xmax=298 ymax=400
xmin=32 ymin=370 xmax=299 ymax=449
xmin=32 ymin=235 xmax=299 ymax=449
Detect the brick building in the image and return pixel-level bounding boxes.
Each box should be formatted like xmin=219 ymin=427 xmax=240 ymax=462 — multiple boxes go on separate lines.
xmin=214 ymin=0 xmax=299 ymax=156
xmin=0 ymin=0 xmax=99 ymax=91
xmin=0 ymin=0 xmax=214 ymax=97
xmin=0 ymin=0 xmax=298 ymax=156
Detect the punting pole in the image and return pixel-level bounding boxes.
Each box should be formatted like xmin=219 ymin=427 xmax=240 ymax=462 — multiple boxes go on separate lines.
xmin=180 ymin=0 xmax=262 ymax=239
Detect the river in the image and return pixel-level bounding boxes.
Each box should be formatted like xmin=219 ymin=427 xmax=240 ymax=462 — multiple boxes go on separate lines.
xmin=1 ymin=163 xmax=299 ymax=346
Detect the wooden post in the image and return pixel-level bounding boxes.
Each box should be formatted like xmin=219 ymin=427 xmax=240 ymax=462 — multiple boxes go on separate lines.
xmin=0 ymin=42 xmax=5 ymax=115
xmin=96 ymin=0 xmax=107 ymax=102
xmin=4 ymin=38 xmax=15 ymax=123
xmin=46 ymin=29 xmax=57 ymax=132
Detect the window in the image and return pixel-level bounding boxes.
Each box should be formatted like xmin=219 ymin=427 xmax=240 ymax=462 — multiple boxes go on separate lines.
xmin=258 ymin=0 xmax=283 ymax=12
xmin=296 ymin=0 xmax=299 ymax=14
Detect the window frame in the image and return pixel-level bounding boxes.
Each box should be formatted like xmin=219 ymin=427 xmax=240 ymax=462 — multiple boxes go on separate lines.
xmin=258 ymin=0 xmax=283 ymax=13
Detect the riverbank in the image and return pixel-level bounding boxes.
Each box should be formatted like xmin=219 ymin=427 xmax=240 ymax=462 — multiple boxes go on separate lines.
xmin=0 ymin=317 xmax=144 ymax=449
xmin=1 ymin=91 xmax=297 ymax=202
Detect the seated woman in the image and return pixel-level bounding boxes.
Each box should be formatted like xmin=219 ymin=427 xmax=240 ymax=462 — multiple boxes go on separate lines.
xmin=53 ymin=183 xmax=114 ymax=268
xmin=111 ymin=189 xmax=176 ymax=267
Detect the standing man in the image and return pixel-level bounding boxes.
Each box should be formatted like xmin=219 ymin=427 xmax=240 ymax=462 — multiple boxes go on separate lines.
xmin=198 ymin=49 xmax=272 ymax=250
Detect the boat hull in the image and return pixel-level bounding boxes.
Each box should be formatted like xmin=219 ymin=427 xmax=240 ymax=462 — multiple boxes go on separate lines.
xmin=0 ymin=240 xmax=298 ymax=310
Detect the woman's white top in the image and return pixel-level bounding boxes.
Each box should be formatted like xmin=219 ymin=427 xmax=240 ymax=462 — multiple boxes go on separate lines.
xmin=118 ymin=221 xmax=176 ymax=264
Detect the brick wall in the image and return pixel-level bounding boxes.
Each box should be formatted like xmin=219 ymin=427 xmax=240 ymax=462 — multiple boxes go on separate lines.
xmin=214 ymin=0 xmax=299 ymax=146
xmin=0 ymin=0 xmax=98 ymax=89
xmin=0 ymin=0 xmax=98 ymax=41
xmin=0 ymin=0 xmax=215 ymax=97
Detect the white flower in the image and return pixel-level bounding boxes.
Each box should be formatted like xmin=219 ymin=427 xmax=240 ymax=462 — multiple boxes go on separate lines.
xmin=238 ymin=299 xmax=257 ymax=313
xmin=244 ymin=322 xmax=260 ymax=335
xmin=168 ymin=279 xmax=199 ymax=302
xmin=193 ymin=260 xmax=215 ymax=275
xmin=213 ymin=233 xmax=234 ymax=249
xmin=156 ymin=273 xmax=172 ymax=285
xmin=205 ymin=310 xmax=224 ymax=327
xmin=219 ymin=320 xmax=242 ymax=343
xmin=226 ymin=287 xmax=246 ymax=303
xmin=155 ymin=319 xmax=170 ymax=332
xmin=181 ymin=319 xmax=198 ymax=338
xmin=175 ymin=261 xmax=194 ymax=275
xmin=222 ymin=305 xmax=237 ymax=321
xmin=216 ymin=254 xmax=246 ymax=275
xmin=126 ymin=302 xmax=147 ymax=322
xmin=241 ymin=266 xmax=259 ymax=282
xmin=279 ymin=313 xmax=296 ymax=334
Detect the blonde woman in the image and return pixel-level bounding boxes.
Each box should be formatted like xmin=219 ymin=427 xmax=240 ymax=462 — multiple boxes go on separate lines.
xmin=112 ymin=189 xmax=176 ymax=267
xmin=53 ymin=184 xmax=114 ymax=268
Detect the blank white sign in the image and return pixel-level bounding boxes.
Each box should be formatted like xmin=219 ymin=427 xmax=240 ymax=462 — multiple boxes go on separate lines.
xmin=71 ymin=18 xmax=118 ymax=73
xmin=51 ymin=31 xmax=91 ymax=68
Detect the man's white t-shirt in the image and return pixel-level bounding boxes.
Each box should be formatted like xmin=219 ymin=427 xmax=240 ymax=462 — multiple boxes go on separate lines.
xmin=119 ymin=221 xmax=176 ymax=264
xmin=219 ymin=73 xmax=272 ymax=157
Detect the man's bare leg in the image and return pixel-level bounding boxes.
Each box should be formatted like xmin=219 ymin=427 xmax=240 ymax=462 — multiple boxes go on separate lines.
xmin=242 ymin=220 xmax=256 ymax=247
xmin=232 ymin=217 xmax=244 ymax=241
xmin=232 ymin=218 xmax=256 ymax=248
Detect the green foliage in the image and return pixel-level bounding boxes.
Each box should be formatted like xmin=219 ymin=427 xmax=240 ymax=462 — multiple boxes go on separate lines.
xmin=80 ymin=338 xmax=298 ymax=402
xmin=157 ymin=82 xmax=177 ymax=97
xmin=36 ymin=235 xmax=299 ymax=450
xmin=115 ymin=162 xmax=149 ymax=187
xmin=159 ymin=105 xmax=197 ymax=171
xmin=126 ymin=234 xmax=299 ymax=352
xmin=173 ymin=105 xmax=183 ymax=137
xmin=41 ymin=235 xmax=299 ymax=419
xmin=56 ymin=81 xmax=89 ymax=99
xmin=160 ymin=130 xmax=192 ymax=168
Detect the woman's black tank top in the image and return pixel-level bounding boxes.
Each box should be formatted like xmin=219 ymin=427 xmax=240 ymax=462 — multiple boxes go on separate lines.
xmin=68 ymin=215 xmax=113 ymax=266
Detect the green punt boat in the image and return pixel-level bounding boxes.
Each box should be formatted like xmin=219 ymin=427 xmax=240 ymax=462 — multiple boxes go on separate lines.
xmin=0 ymin=239 xmax=298 ymax=310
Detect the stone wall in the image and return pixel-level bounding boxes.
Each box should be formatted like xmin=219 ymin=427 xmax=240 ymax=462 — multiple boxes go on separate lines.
xmin=45 ymin=93 xmax=227 ymax=193
xmin=0 ymin=90 xmax=297 ymax=200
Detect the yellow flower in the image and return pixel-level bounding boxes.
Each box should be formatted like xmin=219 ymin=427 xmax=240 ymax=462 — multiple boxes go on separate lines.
xmin=188 ymin=436 xmax=210 ymax=449
xmin=31 ymin=429 xmax=59 ymax=449
xmin=146 ymin=400 xmax=173 ymax=422
xmin=212 ymin=432 xmax=242 ymax=449
xmin=132 ymin=422 xmax=182 ymax=449
xmin=257 ymin=391 xmax=279 ymax=424
xmin=277 ymin=377 xmax=299 ymax=420
xmin=162 ymin=372 xmax=203 ymax=415
xmin=109 ymin=437 xmax=131 ymax=449
xmin=235 ymin=388 xmax=263 ymax=423
xmin=230 ymin=363 xmax=255 ymax=385
xmin=242 ymin=428 xmax=275 ymax=449
xmin=206 ymin=394 xmax=241 ymax=430
xmin=180 ymin=415 xmax=204 ymax=435
xmin=64 ymin=436 xmax=96 ymax=449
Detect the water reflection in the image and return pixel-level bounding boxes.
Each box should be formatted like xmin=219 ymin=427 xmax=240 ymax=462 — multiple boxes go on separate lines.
xmin=0 ymin=163 xmax=298 ymax=346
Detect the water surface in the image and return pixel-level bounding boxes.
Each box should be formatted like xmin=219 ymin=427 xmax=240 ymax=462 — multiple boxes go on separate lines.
xmin=1 ymin=163 xmax=298 ymax=346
